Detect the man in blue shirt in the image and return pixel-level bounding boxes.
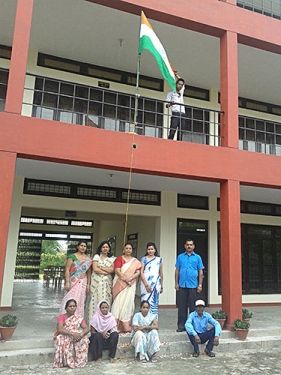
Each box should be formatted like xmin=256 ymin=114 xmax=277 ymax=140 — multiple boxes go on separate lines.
xmin=175 ymin=239 xmax=204 ymax=332
xmin=185 ymin=299 xmax=221 ymax=357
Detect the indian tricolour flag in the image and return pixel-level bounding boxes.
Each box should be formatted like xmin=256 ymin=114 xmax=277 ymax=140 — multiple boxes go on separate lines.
xmin=138 ymin=11 xmax=176 ymax=90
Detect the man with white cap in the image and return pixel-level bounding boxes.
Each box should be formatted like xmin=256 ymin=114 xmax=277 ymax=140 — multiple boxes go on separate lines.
xmin=185 ymin=299 xmax=221 ymax=357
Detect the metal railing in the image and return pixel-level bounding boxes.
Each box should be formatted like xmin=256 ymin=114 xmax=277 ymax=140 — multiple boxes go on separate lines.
xmin=237 ymin=0 xmax=281 ymax=19
xmin=239 ymin=114 xmax=281 ymax=155
xmin=21 ymin=74 xmax=221 ymax=146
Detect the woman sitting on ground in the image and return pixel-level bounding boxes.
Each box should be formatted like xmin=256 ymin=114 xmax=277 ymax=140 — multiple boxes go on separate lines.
xmin=131 ymin=300 xmax=161 ymax=363
xmin=89 ymin=300 xmax=119 ymax=362
xmin=53 ymin=299 xmax=89 ymax=369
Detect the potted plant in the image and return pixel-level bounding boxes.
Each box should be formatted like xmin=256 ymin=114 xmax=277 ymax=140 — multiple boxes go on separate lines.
xmin=233 ymin=319 xmax=250 ymax=340
xmin=242 ymin=308 xmax=253 ymax=323
xmin=212 ymin=310 xmax=227 ymax=329
xmin=0 ymin=314 xmax=18 ymax=341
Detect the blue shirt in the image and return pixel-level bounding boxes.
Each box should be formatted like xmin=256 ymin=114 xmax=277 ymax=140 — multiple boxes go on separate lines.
xmin=175 ymin=251 xmax=204 ymax=288
xmin=185 ymin=311 xmax=222 ymax=337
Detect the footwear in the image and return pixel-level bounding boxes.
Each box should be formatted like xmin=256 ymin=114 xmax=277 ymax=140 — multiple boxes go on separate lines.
xmin=176 ymin=328 xmax=185 ymax=332
xmin=140 ymin=358 xmax=148 ymax=363
xmin=150 ymin=353 xmax=158 ymax=363
xmin=205 ymin=350 xmax=215 ymax=357
xmin=192 ymin=352 xmax=200 ymax=357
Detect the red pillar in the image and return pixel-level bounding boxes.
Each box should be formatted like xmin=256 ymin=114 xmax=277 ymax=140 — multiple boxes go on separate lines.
xmin=4 ymin=0 xmax=34 ymax=114
xmin=220 ymin=30 xmax=239 ymax=148
xmin=220 ymin=180 xmax=242 ymax=327
xmin=0 ymin=152 xmax=17 ymax=303
xmin=220 ymin=29 xmax=242 ymax=327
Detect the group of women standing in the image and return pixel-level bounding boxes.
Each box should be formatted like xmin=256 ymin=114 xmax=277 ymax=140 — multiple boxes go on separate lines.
xmin=53 ymin=240 xmax=163 ymax=368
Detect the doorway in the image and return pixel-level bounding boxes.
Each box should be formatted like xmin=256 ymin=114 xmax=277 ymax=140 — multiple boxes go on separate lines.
xmin=177 ymin=219 xmax=209 ymax=304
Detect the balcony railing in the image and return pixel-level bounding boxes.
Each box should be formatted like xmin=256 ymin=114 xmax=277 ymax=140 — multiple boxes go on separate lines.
xmin=237 ymin=0 xmax=281 ymax=19
xmin=22 ymin=74 xmax=221 ymax=146
xmin=239 ymin=114 xmax=281 ymax=155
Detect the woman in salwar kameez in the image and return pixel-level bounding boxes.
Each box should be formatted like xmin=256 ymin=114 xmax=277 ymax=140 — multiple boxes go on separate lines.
xmin=111 ymin=243 xmax=141 ymax=333
xmin=88 ymin=241 xmax=115 ymax=319
xmin=53 ymin=299 xmax=89 ymax=368
xmin=60 ymin=241 xmax=92 ymax=318
xmin=131 ymin=300 xmax=160 ymax=363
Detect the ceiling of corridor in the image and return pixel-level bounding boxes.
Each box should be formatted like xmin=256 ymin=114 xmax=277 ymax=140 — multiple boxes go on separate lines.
xmin=1 ymin=0 xmax=281 ymax=105
xmin=16 ymin=159 xmax=281 ymax=205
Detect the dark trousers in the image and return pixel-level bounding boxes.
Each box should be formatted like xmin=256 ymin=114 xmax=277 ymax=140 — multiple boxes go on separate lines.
xmin=168 ymin=112 xmax=186 ymax=140
xmin=188 ymin=327 xmax=215 ymax=353
xmin=177 ymin=287 xmax=198 ymax=330
xmin=88 ymin=331 xmax=119 ymax=361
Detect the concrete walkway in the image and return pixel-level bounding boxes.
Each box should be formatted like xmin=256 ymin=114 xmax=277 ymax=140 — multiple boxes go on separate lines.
xmin=3 ymin=281 xmax=281 ymax=339
xmin=1 ymin=281 xmax=281 ymax=370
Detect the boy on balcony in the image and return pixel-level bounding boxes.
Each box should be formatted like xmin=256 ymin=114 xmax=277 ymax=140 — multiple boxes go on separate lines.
xmin=166 ymin=73 xmax=186 ymax=140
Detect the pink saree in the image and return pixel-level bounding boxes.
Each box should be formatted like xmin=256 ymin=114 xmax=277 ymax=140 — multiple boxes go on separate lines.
xmin=60 ymin=255 xmax=92 ymax=317
xmin=53 ymin=314 xmax=89 ymax=368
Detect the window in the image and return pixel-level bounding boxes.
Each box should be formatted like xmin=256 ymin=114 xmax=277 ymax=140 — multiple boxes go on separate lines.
xmin=178 ymin=194 xmax=209 ymax=210
xmin=0 ymin=45 xmax=11 ymax=59
xmin=38 ymin=53 xmax=164 ymax=92
xmin=184 ymin=85 xmax=210 ymax=101
xmin=218 ymin=223 xmax=281 ymax=294
xmin=32 ymin=77 xmax=164 ymax=135
xmin=239 ymin=115 xmax=281 ymax=155
xmin=24 ymin=178 xmax=161 ymax=206
xmin=218 ymin=198 xmax=281 ymax=217
xmin=0 ymin=69 xmax=9 ymax=111
xmin=237 ymin=0 xmax=281 ymax=20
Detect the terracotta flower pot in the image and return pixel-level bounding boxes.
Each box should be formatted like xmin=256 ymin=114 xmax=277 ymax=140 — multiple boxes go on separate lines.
xmin=0 ymin=326 xmax=17 ymax=341
xmin=235 ymin=329 xmax=249 ymax=341
xmin=216 ymin=318 xmax=226 ymax=329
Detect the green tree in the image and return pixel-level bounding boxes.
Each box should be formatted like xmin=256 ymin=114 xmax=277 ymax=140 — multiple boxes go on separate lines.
xmin=41 ymin=240 xmax=63 ymax=254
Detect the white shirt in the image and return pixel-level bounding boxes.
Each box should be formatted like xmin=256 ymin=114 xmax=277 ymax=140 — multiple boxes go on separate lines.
xmin=166 ymin=85 xmax=185 ymax=114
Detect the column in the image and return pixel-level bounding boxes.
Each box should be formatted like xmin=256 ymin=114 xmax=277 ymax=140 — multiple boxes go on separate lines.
xmin=220 ymin=30 xmax=239 ymax=148
xmin=220 ymin=180 xmax=242 ymax=327
xmin=0 ymin=151 xmax=17 ymax=305
xmin=4 ymin=0 xmax=34 ymax=114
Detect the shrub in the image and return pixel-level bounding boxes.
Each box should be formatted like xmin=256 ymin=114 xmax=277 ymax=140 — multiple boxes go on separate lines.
xmin=242 ymin=308 xmax=253 ymax=320
xmin=212 ymin=310 xmax=227 ymax=319
xmin=0 ymin=314 xmax=18 ymax=327
xmin=233 ymin=319 xmax=250 ymax=330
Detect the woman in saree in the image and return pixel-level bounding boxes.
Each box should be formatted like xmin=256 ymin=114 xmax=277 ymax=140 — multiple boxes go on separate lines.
xmin=111 ymin=242 xmax=141 ymax=333
xmin=140 ymin=242 xmax=163 ymax=317
xmin=88 ymin=241 xmax=115 ymax=319
xmin=89 ymin=300 xmax=119 ymax=362
xmin=131 ymin=300 xmax=160 ymax=363
xmin=53 ymin=299 xmax=89 ymax=368
xmin=60 ymin=241 xmax=92 ymax=318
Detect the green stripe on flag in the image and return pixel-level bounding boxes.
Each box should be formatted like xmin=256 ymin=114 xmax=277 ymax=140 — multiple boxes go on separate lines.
xmin=139 ymin=35 xmax=176 ymax=91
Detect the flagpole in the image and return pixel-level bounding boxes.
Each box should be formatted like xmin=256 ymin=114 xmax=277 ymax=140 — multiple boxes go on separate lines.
xmin=132 ymin=53 xmax=141 ymax=133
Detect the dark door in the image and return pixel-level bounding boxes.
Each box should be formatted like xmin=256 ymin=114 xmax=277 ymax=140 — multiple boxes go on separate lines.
xmin=177 ymin=219 xmax=208 ymax=305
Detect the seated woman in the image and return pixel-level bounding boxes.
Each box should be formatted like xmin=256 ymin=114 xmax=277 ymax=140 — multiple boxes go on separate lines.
xmin=131 ymin=300 xmax=161 ymax=363
xmin=53 ymin=299 xmax=89 ymax=369
xmin=89 ymin=300 xmax=119 ymax=362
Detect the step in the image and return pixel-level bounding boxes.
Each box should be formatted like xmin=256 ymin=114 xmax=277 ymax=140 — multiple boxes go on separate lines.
xmin=1 ymin=332 xmax=281 ymax=366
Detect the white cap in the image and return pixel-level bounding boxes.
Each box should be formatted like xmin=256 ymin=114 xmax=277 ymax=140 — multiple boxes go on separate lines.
xmin=195 ymin=299 xmax=205 ymax=307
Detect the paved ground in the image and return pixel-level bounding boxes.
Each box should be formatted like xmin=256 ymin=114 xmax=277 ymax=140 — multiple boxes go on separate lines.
xmin=4 ymin=281 xmax=281 ymax=340
xmin=1 ymin=347 xmax=281 ymax=375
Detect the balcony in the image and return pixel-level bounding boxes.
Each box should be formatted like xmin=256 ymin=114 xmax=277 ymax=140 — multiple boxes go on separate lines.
xmin=2 ymin=69 xmax=281 ymax=155
xmin=21 ymin=74 xmax=221 ymax=147
xmin=237 ymin=0 xmax=281 ymax=19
